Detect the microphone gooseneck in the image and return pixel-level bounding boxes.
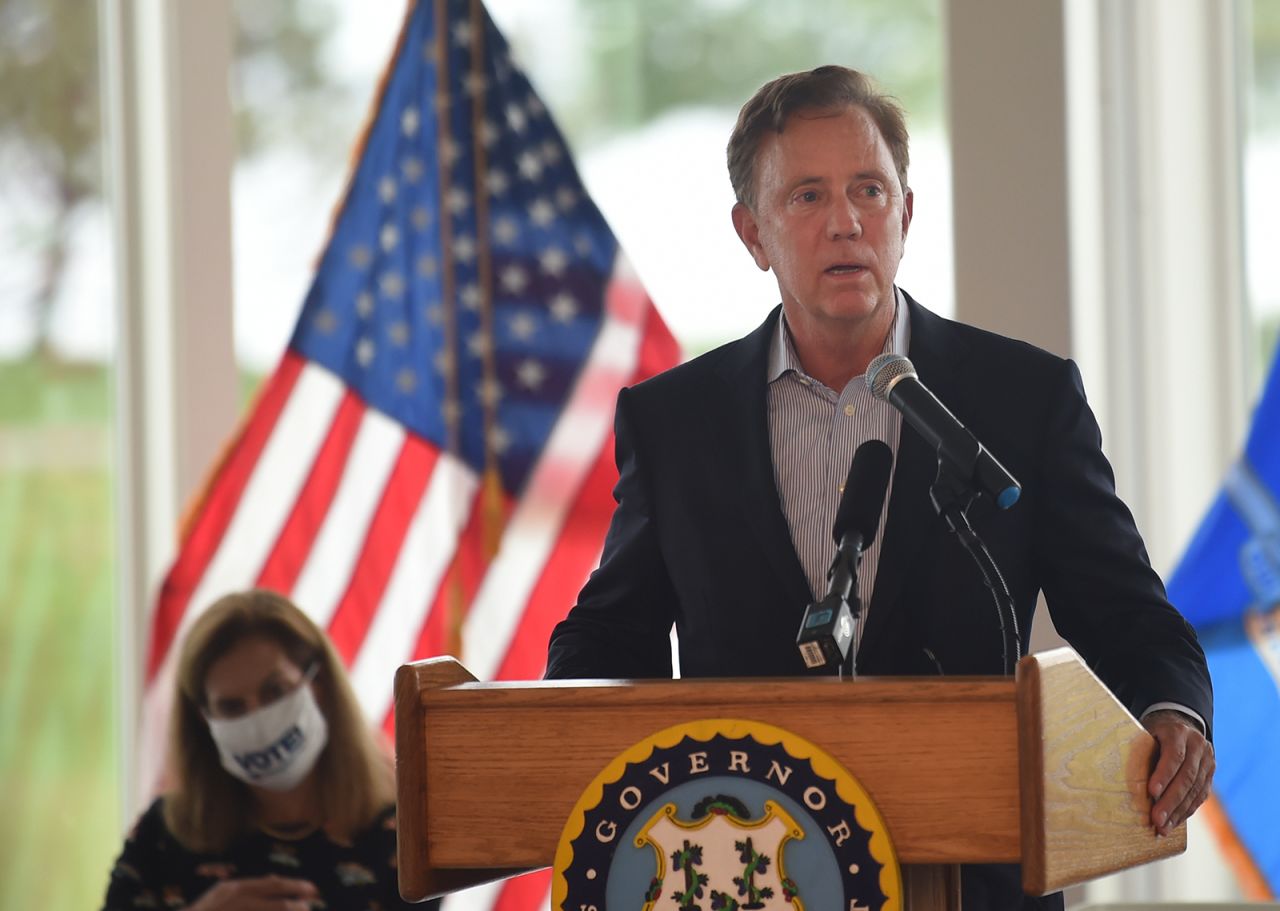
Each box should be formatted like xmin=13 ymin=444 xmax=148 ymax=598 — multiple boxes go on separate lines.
xmin=867 ymin=353 xmax=1022 ymax=674
xmin=866 ymin=353 xmax=1020 ymax=509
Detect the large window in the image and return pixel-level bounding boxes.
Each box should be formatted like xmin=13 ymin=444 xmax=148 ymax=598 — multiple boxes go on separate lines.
xmin=1247 ymin=0 xmax=1280 ymax=375
xmin=231 ymin=0 xmax=950 ymax=377
xmin=0 ymin=1 xmax=120 ymax=907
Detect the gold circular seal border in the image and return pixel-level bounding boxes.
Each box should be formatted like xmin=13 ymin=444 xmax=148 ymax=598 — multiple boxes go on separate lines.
xmin=551 ymin=717 xmax=902 ymax=911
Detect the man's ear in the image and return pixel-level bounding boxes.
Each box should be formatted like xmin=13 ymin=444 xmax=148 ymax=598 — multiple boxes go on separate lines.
xmin=731 ymin=202 xmax=770 ymax=272
xmin=901 ymin=188 xmax=914 ymax=240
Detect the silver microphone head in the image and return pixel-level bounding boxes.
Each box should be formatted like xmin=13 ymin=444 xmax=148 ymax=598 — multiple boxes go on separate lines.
xmin=866 ymin=353 xmax=917 ymax=401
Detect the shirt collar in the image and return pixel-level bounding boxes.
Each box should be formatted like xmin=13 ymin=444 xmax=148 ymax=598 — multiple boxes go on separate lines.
xmin=767 ymin=287 xmax=911 ymax=386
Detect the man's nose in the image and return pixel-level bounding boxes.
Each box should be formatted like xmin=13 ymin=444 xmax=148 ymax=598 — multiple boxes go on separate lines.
xmin=828 ymin=198 xmax=862 ymax=239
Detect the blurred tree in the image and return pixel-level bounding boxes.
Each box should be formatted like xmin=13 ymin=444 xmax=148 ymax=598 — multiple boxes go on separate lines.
xmin=1253 ymin=0 xmax=1280 ymax=129
xmin=0 ymin=0 xmax=340 ymax=359
xmin=566 ymin=0 xmax=941 ymax=142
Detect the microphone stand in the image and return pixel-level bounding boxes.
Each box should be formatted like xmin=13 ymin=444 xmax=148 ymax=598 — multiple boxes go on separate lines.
xmin=929 ymin=461 xmax=1021 ymax=675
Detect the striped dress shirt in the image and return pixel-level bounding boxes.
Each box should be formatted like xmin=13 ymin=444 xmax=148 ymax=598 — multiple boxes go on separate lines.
xmin=766 ymin=288 xmax=909 ymax=632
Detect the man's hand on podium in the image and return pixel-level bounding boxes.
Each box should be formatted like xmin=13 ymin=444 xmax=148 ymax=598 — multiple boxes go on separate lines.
xmin=1143 ymin=709 xmax=1215 ymax=838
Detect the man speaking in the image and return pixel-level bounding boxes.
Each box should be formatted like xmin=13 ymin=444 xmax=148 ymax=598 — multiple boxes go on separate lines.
xmin=544 ymin=65 xmax=1213 ymax=910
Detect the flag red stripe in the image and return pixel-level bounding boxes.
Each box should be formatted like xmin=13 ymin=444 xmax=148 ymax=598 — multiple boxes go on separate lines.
xmin=491 ymin=870 xmax=552 ymax=911
xmin=492 ymin=303 xmax=681 ymax=681
xmin=378 ymin=488 xmax=513 ymax=739
xmin=326 ymin=436 xmax=439 ymax=663
xmin=146 ymin=353 xmax=306 ymax=680
xmin=492 ymin=430 xmax=617 ymax=681
xmin=255 ymin=393 xmax=366 ymax=594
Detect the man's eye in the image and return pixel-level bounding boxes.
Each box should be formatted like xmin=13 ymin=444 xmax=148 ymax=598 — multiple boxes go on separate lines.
xmin=795 ymin=190 xmax=819 ymax=203
xmin=862 ymin=185 xmax=883 ymax=197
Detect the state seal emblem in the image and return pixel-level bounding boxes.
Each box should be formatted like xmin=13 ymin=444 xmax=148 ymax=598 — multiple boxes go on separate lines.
xmin=552 ymin=719 xmax=901 ymax=911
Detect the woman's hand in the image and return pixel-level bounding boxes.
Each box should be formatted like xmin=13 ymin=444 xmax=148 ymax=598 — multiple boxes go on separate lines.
xmin=187 ymin=875 xmax=320 ymax=911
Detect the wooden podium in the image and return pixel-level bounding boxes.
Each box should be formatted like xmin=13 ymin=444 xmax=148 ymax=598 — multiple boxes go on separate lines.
xmin=394 ymin=648 xmax=1183 ymax=909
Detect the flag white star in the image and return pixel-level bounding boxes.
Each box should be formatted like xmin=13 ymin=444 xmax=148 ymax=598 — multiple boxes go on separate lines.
xmin=575 ymin=234 xmax=594 ymax=257
xmin=380 ymin=224 xmax=399 ymax=252
xmin=505 ymin=102 xmax=527 ymax=133
xmin=486 ymin=169 xmax=510 ymax=197
xmin=434 ymin=349 xmax=455 ymax=375
xmin=447 ymin=186 xmax=471 ymax=215
xmin=314 ymin=308 xmax=337 ymax=334
xmin=555 ymin=186 xmax=579 ymax=212
xmin=378 ymin=176 xmax=397 ymax=203
xmin=550 ymin=292 xmax=578 ymax=323
xmin=481 ymin=119 xmax=501 ymax=148
xmin=349 ymin=245 xmax=372 ymax=269
xmin=529 ymin=198 xmax=555 ymax=227
xmin=517 ymin=150 xmax=542 ymax=181
xmin=356 ymin=292 xmax=375 ymax=317
xmin=464 ymin=71 xmax=487 ymax=97
xmin=451 ymin=20 xmax=471 ymax=47
xmin=441 ymin=400 xmax=462 ymax=426
xmin=501 ymin=265 xmax=529 ymax=293
xmin=454 ymin=234 xmax=477 ymax=262
xmin=494 ymin=216 xmax=519 ymax=246
xmin=401 ymin=157 xmax=425 ymax=183
xmin=401 ymin=107 xmax=420 ymax=136
xmin=356 ymin=338 xmax=376 ymax=367
xmin=389 ymin=321 xmax=410 ymax=346
xmin=509 ymin=312 xmax=537 ymax=340
xmin=487 ymin=424 xmax=512 ymax=454
xmin=516 ymin=358 xmax=547 ymax=390
xmin=440 ymin=137 xmax=461 ymax=167
xmin=379 ymin=271 xmax=405 ymax=298
xmin=459 ymin=283 xmax=482 ymax=310
xmin=468 ymin=332 xmax=493 ymax=357
xmin=541 ymin=140 xmax=562 ymax=165
xmin=425 ymin=304 xmax=443 ymax=325
xmin=417 ymin=254 xmax=438 ymax=277
xmin=396 ymin=368 xmax=418 ymax=393
xmin=478 ymin=377 xmax=503 ymax=407
xmin=539 ymin=246 xmax=568 ymax=276
xmin=411 ymin=206 xmax=432 ymax=231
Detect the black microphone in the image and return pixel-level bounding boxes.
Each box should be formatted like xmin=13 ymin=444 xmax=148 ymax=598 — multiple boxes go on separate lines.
xmin=866 ymin=353 xmax=1020 ymax=509
xmin=796 ymin=440 xmax=893 ymax=671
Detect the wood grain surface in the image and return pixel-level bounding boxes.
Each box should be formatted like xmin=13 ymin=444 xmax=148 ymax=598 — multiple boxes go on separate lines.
xmin=1016 ymin=648 xmax=1185 ymax=894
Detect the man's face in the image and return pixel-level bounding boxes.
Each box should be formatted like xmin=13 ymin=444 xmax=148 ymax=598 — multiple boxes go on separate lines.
xmin=732 ymin=105 xmax=912 ymax=345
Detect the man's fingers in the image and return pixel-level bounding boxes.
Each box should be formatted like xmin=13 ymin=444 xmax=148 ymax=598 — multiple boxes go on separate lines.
xmin=1151 ymin=755 xmax=1198 ymax=829
xmin=1148 ymin=745 xmax=1185 ymax=800
xmin=1148 ymin=733 xmax=1215 ymax=834
xmin=1153 ymin=755 xmax=1202 ymax=832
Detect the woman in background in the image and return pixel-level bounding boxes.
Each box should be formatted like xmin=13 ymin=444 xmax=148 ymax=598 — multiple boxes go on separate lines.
xmin=102 ymin=588 xmax=440 ymax=911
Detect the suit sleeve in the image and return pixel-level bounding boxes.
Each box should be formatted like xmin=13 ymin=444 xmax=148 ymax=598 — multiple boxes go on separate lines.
xmin=1034 ymin=359 xmax=1213 ymax=737
xmin=544 ymin=386 xmax=677 ymax=679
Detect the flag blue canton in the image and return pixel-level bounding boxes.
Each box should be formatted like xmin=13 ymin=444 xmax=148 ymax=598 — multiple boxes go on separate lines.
xmin=290 ymin=0 xmax=618 ymax=494
xmin=1167 ymin=347 xmax=1280 ymax=894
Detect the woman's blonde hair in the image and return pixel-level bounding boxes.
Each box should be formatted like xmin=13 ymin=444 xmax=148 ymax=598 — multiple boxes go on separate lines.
xmin=162 ymin=589 xmax=393 ymax=852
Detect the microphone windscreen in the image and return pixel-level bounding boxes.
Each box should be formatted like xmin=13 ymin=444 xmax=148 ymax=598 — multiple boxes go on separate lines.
xmin=832 ymin=439 xmax=893 ymax=546
xmin=866 ymin=353 xmax=916 ymax=401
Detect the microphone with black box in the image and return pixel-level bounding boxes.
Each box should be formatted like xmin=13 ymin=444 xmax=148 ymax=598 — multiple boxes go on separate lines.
xmin=796 ymin=439 xmax=893 ymax=673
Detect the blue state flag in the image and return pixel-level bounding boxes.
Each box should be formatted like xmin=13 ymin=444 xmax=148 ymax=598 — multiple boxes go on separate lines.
xmin=1166 ymin=346 xmax=1280 ymax=897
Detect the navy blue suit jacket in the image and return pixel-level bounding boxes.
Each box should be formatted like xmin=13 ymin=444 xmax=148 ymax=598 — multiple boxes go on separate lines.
xmin=545 ymin=294 xmax=1212 ymax=908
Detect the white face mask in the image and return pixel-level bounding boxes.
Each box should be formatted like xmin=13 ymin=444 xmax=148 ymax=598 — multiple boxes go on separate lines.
xmin=205 ymin=670 xmax=329 ymax=792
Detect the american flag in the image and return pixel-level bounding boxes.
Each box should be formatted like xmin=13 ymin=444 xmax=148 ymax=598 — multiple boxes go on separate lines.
xmin=138 ymin=0 xmax=679 ymax=907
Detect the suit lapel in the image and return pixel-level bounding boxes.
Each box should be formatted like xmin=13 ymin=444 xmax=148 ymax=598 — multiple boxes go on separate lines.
xmin=714 ymin=307 xmax=813 ymax=610
xmin=858 ymin=296 xmax=969 ymax=666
